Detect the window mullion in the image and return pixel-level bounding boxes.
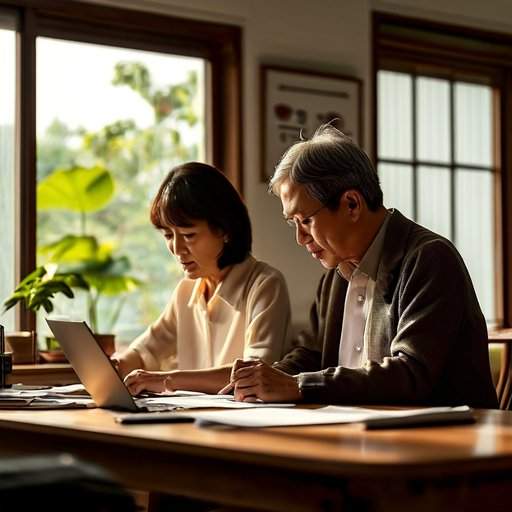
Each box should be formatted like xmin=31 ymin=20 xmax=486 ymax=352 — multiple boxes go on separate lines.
xmin=411 ymin=74 xmax=418 ymax=221
xmin=449 ymin=81 xmax=456 ymax=243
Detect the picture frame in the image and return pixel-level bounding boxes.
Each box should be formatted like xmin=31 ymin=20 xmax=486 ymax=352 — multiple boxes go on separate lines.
xmin=260 ymin=65 xmax=362 ymax=182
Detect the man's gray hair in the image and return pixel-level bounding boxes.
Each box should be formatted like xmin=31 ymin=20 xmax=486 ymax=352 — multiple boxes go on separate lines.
xmin=269 ymin=124 xmax=383 ymax=211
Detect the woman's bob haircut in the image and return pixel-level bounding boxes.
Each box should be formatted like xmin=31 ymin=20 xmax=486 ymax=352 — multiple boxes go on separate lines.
xmin=150 ymin=162 xmax=252 ymax=269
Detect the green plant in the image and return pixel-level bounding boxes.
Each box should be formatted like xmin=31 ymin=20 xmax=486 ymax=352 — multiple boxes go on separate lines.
xmin=2 ymin=265 xmax=89 ymax=315
xmin=37 ymin=165 xmax=141 ymax=333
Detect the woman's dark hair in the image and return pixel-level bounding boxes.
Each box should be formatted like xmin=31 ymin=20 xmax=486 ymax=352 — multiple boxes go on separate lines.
xmin=150 ymin=162 xmax=252 ymax=269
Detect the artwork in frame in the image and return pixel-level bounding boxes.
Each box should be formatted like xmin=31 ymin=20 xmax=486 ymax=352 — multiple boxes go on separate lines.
xmin=261 ymin=65 xmax=362 ymax=181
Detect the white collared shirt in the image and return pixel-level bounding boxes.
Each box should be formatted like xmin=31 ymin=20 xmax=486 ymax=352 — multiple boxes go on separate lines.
xmin=130 ymin=256 xmax=291 ymax=370
xmin=337 ymin=212 xmax=391 ymax=368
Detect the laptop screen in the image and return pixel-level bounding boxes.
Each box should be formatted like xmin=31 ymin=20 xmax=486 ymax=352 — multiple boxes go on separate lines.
xmin=46 ymin=319 xmax=138 ymax=412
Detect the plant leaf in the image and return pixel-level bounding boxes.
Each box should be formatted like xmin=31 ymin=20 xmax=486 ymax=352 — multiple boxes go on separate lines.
xmin=37 ymin=166 xmax=114 ymax=213
xmin=38 ymin=235 xmax=99 ymax=263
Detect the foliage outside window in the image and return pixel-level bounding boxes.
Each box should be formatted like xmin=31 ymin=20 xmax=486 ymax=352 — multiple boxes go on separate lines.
xmin=0 ymin=26 xmax=16 ymax=332
xmin=36 ymin=38 xmax=206 ymax=342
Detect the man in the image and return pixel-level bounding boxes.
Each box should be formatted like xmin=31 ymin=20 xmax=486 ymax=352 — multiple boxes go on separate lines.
xmin=225 ymin=124 xmax=497 ymax=408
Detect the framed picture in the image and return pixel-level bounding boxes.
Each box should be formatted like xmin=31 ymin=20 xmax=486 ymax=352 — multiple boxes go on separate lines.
xmin=260 ymin=65 xmax=362 ymax=181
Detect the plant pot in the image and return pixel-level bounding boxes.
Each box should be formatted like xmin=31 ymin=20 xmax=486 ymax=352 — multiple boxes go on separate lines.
xmin=94 ymin=333 xmax=116 ymax=357
xmin=39 ymin=350 xmax=67 ymax=364
xmin=5 ymin=331 xmax=37 ymax=364
xmin=39 ymin=336 xmax=68 ymax=363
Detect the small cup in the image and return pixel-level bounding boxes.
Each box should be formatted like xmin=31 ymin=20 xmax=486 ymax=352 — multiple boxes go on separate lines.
xmin=0 ymin=352 xmax=12 ymax=387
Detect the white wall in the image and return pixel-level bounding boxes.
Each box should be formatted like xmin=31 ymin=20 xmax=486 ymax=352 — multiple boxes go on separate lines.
xmin=84 ymin=0 xmax=512 ymax=331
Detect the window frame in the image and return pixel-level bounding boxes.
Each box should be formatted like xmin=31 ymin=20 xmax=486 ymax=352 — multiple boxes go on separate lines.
xmin=373 ymin=12 xmax=512 ymax=328
xmin=3 ymin=0 xmax=242 ymax=332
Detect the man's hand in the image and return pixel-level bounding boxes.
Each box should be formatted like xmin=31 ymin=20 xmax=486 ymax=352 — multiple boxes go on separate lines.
xmin=123 ymin=369 xmax=172 ymax=395
xmin=223 ymin=359 xmax=302 ymax=402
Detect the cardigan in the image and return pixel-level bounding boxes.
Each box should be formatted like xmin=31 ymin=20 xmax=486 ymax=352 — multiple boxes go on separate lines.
xmin=275 ymin=210 xmax=498 ymax=409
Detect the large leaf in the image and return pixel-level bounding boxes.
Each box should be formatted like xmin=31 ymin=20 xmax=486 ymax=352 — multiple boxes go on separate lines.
xmin=38 ymin=235 xmax=99 ymax=263
xmin=83 ymin=256 xmax=141 ymax=295
xmin=61 ymin=250 xmax=141 ymax=297
xmin=87 ymin=273 xmax=141 ymax=296
xmin=37 ymin=165 xmax=114 ymax=213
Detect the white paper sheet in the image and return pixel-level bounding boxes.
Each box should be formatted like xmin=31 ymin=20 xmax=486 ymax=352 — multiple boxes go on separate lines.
xmin=190 ymin=405 xmax=474 ymax=428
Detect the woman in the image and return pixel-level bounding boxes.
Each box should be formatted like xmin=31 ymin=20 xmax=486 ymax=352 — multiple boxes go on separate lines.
xmin=115 ymin=162 xmax=291 ymax=395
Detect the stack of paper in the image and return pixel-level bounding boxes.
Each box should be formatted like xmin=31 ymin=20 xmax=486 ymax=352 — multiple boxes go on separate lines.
xmin=0 ymin=384 xmax=95 ymax=409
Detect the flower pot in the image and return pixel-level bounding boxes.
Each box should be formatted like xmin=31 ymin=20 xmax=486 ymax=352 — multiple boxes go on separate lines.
xmin=94 ymin=333 xmax=116 ymax=357
xmin=5 ymin=331 xmax=37 ymax=364
xmin=39 ymin=336 xmax=67 ymax=364
xmin=39 ymin=350 xmax=67 ymax=364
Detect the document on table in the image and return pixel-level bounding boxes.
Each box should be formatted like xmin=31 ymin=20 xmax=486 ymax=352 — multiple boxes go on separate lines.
xmin=0 ymin=385 xmax=294 ymax=410
xmin=136 ymin=394 xmax=296 ymax=410
xmin=0 ymin=384 xmax=94 ymax=409
xmin=189 ymin=405 xmax=474 ymax=428
xmin=0 ymin=397 xmax=95 ymax=409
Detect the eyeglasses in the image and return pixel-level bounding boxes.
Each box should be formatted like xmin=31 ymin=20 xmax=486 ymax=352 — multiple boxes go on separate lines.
xmin=285 ymin=204 xmax=326 ymax=229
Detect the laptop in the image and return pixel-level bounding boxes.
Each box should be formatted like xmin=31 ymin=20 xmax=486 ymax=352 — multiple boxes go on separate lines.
xmin=46 ymin=319 xmax=174 ymax=412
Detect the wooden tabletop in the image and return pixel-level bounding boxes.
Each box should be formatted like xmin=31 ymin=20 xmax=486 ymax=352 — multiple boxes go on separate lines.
xmin=0 ymin=407 xmax=511 ymax=478
xmin=1 ymin=408 xmax=512 ymax=510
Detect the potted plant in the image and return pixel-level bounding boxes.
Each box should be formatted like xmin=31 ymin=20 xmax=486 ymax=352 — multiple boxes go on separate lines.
xmin=36 ymin=165 xmax=141 ymax=355
xmin=2 ymin=264 xmax=89 ymax=362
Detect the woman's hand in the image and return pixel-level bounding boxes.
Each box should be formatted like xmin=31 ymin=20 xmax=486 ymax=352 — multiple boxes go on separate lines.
xmin=124 ymin=369 xmax=173 ymax=395
xmin=110 ymin=349 xmax=144 ymax=379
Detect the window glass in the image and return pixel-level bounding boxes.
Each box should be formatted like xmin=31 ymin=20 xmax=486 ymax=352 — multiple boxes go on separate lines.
xmin=0 ymin=28 xmax=16 ymax=332
xmin=417 ymin=166 xmax=451 ymax=239
xmin=455 ymin=169 xmax=495 ymax=322
xmin=378 ymin=71 xmax=497 ymax=324
xmin=455 ymin=83 xmax=492 ymax=167
xmin=378 ymin=163 xmax=413 ymax=218
xmin=377 ymin=71 xmax=412 ymax=160
xmin=36 ymin=37 xmax=206 ymax=344
xmin=416 ymin=77 xmax=450 ymax=163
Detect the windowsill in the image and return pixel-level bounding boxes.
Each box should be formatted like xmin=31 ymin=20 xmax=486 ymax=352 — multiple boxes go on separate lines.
xmin=7 ymin=363 xmax=79 ymax=386
xmin=488 ymin=328 xmax=512 ymax=343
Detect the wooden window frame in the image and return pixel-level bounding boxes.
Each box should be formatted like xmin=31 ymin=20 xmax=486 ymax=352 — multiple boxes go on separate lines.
xmin=373 ymin=12 xmax=512 ymax=327
xmin=2 ymin=0 xmax=242 ymax=332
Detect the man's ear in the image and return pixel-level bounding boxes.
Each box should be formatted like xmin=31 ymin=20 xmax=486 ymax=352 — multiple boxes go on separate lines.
xmin=341 ymin=190 xmax=361 ymax=213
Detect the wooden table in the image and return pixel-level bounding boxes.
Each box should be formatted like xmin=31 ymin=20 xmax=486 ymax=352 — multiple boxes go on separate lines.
xmin=0 ymin=408 xmax=512 ymax=511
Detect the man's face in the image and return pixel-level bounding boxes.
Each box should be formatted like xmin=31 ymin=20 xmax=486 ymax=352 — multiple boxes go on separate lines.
xmin=279 ymin=179 xmax=360 ymax=269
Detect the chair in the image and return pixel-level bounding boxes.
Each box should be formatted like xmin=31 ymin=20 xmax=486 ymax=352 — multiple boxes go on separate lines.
xmin=488 ymin=328 xmax=512 ymax=410
xmin=0 ymin=453 xmax=136 ymax=511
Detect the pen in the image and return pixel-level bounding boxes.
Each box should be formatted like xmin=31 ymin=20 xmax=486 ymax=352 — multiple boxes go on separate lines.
xmin=217 ymin=381 xmax=234 ymax=395
xmin=218 ymin=358 xmax=262 ymax=395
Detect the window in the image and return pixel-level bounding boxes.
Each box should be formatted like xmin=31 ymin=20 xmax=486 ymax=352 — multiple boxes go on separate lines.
xmin=2 ymin=1 xmax=241 ymax=344
xmin=373 ymin=13 xmax=512 ymax=327
xmin=0 ymin=10 xmax=17 ymax=332
xmin=377 ymin=71 xmax=498 ymax=322
xmin=36 ymin=38 xmax=206 ymax=341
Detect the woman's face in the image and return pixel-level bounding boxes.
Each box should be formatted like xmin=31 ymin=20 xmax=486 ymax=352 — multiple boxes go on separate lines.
xmin=161 ymin=220 xmax=226 ymax=280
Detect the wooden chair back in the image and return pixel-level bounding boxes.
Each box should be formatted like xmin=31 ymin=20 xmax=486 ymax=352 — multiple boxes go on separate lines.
xmin=488 ymin=328 xmax=512 ymax=410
